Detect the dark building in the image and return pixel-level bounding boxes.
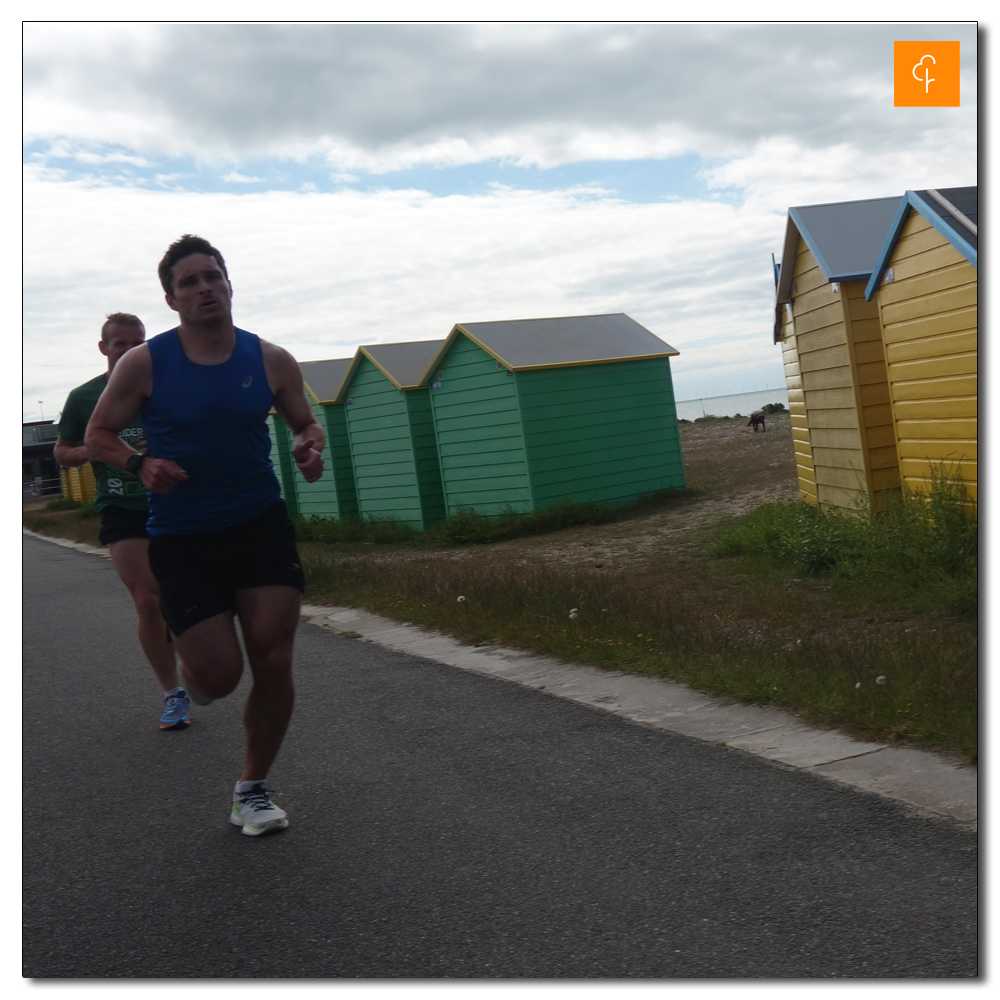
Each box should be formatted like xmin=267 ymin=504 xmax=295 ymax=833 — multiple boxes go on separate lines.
xmin=23 ymin=420 xmax=61 ymax=501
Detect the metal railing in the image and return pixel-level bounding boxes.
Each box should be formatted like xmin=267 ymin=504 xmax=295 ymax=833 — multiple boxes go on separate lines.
xmin=22 ymin=476 xmax=64 ymax=503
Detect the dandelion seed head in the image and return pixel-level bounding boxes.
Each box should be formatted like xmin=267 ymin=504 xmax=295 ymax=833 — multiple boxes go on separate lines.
xmin=855 ymin=682 xmax=862 ymax=689
xmin=876 ymin=675 xmax=887 ymax=685
xmin=457 ymin=596 xmax=466 ymax=603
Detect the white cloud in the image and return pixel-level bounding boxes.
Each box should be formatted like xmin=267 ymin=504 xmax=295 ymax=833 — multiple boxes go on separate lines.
xmin=221 ymin=171 xmax=265 ymax=183
xmin=23 ymin=167 xmax=792 ymax=419
xmin=702 ymin=134 xmax=978 ymax=214
xmin=23 ymin=23 xmax=977 ymax=171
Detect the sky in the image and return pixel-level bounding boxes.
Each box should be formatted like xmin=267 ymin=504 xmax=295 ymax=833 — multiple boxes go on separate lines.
xmin=22 ymin=21 xmax=978 ymax=421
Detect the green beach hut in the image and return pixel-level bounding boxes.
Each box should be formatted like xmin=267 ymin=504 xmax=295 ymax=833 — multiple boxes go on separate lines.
xmin=334 ymin=340 xmax=446 ymax=530
xmin=269 ymin=358 xmax=358 ymax=521
xmin=417 ymin=313 xmax=684 ymax=517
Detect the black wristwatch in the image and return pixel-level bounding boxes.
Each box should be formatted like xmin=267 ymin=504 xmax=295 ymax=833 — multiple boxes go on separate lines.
xmin=125 ymin=453 xmax=147 ymax=474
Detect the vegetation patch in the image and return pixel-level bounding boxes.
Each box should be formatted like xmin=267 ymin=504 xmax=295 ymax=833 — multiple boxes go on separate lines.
xmin=294 ymin=489 xmax=691 ymax=548
xmin=300 ymin=527 xmax=976 ymax=762
xmin=712 ymin=470 xmax=977 ymax=616
xmin=44 ymin=497 xmax=83 ymax=511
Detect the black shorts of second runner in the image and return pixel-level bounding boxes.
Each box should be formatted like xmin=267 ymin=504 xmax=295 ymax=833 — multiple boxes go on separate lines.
xmin=148 ymin=500 xmax=305 ymax=637
xmin=98 ymin=504 xmax=150 ymax=546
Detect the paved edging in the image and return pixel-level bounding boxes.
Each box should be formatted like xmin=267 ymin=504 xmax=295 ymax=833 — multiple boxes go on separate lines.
xmin=23 ymin=529 xmax=112 ymax=559
xmin=23 ymin=529 xmax=975 ymax=826
xmin=299 ymin=603 xmax=977 ymax=828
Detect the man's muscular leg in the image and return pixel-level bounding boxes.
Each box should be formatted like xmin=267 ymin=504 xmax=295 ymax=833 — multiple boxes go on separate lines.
xmin=235 ymin=586 xmax=300 ymax=782
xmin=108 ymin=538 xmax=181 ymax=691
xmin=170 ymin=612 xmax=246 ymax=701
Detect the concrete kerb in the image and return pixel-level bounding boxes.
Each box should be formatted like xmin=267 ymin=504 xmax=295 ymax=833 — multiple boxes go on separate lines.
xmin=301 ymin=603 xmax=977 ymax=829
xmin=22 ymin=529 xmax=975 ymax=827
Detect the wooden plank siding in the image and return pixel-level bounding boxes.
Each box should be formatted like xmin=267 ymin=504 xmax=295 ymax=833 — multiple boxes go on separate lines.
xmin=270 ymin=406 xmax=358 ymax=520
xmin=779 ymin=239 xmax=899 ymax=512
xmin=282 ymin=401 xmax=340 ymax=519
xmin=517 ymin=356 xmax=685 ymax=508
xmin=779 ymin=299 xmax=817 ymax=505
xmin=319 ymin=402 xmax=359 ymax=520
xmin=344 ymin=356 xmax=444 ymax=530
xmin=875 ymin=211 xmax=978 ymax=501
xmin=404 ymin=389 xmax=446 ymax=526
xmin=428 ymin=335 xmax=533 ymax=516
xmin=840 ymin=280 xmax=901 ymax=500
xmin=791 ymin=243 xmax=868 ymax=510
xmin=267 ymin=414 xmax=299 ymax=518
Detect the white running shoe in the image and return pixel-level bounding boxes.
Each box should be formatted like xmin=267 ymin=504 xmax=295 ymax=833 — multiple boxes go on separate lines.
xmin=230 ymin=782 xmax=289 ymax=837
xmin=179 ymin=666 xmax=214 ymax=706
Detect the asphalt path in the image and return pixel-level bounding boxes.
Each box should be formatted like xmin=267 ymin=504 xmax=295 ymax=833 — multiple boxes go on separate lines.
xmin=23 ymin=535 xmax=978 ymax=978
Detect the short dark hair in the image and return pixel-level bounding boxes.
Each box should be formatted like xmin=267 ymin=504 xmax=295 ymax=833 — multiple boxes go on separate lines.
xmin=101 ymin=312 xmax=145 ymax=341
xmin=158 ymin=234 xmax=229 ymax=295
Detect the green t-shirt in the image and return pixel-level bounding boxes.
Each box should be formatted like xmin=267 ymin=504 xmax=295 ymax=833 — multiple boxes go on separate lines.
xmin=57 ymin=373 xmax=148 ymax=512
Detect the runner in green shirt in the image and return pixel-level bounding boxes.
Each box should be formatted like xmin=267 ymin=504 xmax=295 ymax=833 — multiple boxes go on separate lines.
xmin=55 ymin=313 xmax=190 ymax=730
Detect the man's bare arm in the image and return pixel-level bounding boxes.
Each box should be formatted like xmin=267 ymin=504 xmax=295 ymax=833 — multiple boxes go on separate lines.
xmin=85 ymin=346 xmax=189 ymax=495
xmin=53 ymin=437 xmax=90 ymax=468
xmin=262 ymin=341 xmax=325 ymax=483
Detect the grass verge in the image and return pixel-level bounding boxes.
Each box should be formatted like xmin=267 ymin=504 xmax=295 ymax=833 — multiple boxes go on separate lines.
xmin=299 ymin=475 xmax=977 ymax=763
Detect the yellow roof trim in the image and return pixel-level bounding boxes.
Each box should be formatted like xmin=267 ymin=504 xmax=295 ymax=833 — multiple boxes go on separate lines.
xmin=358 ymin=346 xmax=406 ymax=390
xmin=415 ymin=324 xmax=515 ymax=385
xmin=509 ymin=351 xmax=680 ymax=371
xmin=332 ymin=349 xmax=365 ymax=403
xmin=416 ymin=324 xmax=679 ymax=382
xmin=301 ymin=380 xmax=321 ymax=405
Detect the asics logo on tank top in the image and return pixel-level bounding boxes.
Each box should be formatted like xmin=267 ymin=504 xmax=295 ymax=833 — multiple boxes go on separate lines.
xmin=242 ymin=376 xmax=253 ymax=388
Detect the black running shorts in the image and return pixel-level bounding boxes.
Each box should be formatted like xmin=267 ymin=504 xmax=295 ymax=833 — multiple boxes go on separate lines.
xmin=98 ymin=505 xmax=150 ymax=546
xmin=147 ymin=500 xmax=305 ymax=637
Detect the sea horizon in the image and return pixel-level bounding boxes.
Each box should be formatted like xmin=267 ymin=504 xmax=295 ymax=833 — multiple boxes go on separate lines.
xmin=674 ymin=387 xmax=789 ymax=422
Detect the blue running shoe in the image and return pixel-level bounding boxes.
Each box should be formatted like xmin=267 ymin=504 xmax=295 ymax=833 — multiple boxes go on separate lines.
xmin=159 ymin=690 xmax=191 ymax=730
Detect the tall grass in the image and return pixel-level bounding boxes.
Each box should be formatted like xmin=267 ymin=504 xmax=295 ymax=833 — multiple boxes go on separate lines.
xmin=299 ymin=543 xmax=978 ymax=761
xmin=711 ymin=470 xmax=977 ymax=616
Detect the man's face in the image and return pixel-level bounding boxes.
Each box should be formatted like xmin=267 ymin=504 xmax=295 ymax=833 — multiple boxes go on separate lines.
xmin=165 ymin=252 xmax=233 ymax=326
xmin=98 ymin=323 xmax=146 ymax=370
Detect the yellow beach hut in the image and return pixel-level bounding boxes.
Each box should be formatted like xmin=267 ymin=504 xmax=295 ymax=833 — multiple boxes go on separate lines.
xmin=864 ymin=187 xmax=978 ymax=504
xmin=773 ymin=195 xmax=904 ymax=511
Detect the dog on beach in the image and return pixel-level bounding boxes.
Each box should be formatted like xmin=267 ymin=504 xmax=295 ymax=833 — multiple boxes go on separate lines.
xmin=748 ymin=411 xmax=766 ymax=432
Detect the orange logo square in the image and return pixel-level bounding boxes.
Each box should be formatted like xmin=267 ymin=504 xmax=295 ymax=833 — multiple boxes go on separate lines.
xmin=894 ymin=41 xmax=960 ymax=107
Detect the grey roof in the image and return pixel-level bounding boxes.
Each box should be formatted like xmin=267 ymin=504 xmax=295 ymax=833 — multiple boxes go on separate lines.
xmin=914 ymin=186 xmax=977 ymax=249
xmin=451 ymin=313 xmax=678 ymax=371
xmin=791 ymin=196 xmax=903 ymax=280
xmin=363 ymin=340 xmax=445 ymax=388
xmin=776 ymin=195 xmax=903 ymax=306
xmin=299 ymin=358 xmax=353 ymax=403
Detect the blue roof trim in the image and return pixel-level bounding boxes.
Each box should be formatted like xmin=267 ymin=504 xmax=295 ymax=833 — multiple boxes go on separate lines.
xmin=864 ymin=198 xmax=913 ymax=300
xmin=788 ymin=206 xmax=836 ymax=280
xmin=865 ymin=190 xmax=978 ymax=300
xmin=908 ymin=190 xmax=978 ymax=267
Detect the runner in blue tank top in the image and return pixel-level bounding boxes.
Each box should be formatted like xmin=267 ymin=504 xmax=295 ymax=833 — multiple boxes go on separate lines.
xmin=86 ymin=234 xmax=326 ymax=837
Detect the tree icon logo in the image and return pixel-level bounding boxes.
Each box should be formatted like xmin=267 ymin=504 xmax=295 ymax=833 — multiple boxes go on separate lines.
xmin=894 ymin=41 xmax=960 ymax=107
xmin=912 ymin=54 xmax=936 ymax=94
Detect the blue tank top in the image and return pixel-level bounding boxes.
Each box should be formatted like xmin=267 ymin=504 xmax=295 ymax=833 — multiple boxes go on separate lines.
xmin=143 ymin=327 xmax=281 ymax=534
